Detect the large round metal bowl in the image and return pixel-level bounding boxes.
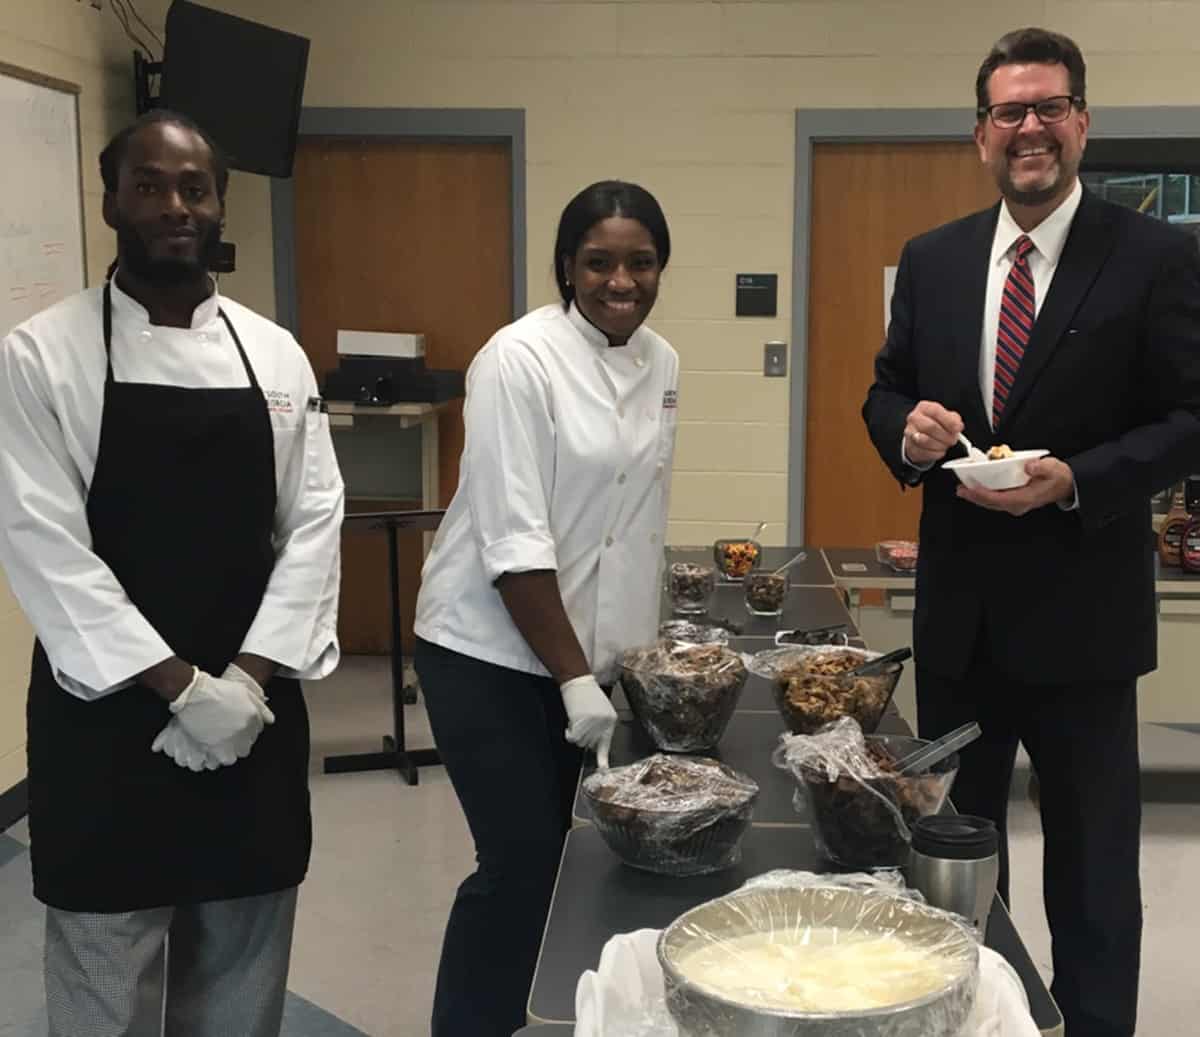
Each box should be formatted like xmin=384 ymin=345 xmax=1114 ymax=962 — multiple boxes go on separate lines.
xmin=658 ymin=883 xmax=979 ymax=1036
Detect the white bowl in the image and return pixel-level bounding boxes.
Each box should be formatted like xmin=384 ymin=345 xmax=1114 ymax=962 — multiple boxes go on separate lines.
xmin=943 ymin=449 xmax=1049 ymax=491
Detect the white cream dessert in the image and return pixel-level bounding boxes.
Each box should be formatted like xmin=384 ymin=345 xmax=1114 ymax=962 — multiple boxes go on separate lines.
xmin=675 ymin=928 xmax=958 ymax=1012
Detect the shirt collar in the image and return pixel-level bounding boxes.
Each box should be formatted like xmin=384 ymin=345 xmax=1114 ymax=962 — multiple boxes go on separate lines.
xmin=566 ymin=299 xmax=610 ymax=351
xmin=108 ymin=274 xmax=222 ymax=330
xmin=992 ymin=178 xmax=1082 ymax=268
xmin=565 ymin=299 xmax=647 ymax=359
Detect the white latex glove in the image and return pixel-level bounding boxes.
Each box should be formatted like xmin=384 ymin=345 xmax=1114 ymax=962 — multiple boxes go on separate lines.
xmin=151 ymin=665 xmax=275 ymax=769
xmin=151 ymin=719 xmax=223 ymax=771
xmin=561 ymin=675 xmax=616 ymax=769
xmin=168 ymin=667 xmax=275 ymax=760
xmin=222 ymin=662 xmax=271 ymax=709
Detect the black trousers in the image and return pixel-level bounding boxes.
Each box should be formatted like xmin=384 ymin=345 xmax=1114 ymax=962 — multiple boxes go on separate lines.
xmin=414 ymin=638 xmax=582 ymax=1037
xmin=917 ymin=646 xmax=1142 ymax=1037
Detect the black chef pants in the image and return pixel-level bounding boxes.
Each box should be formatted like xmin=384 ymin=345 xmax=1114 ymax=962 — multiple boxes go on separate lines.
xmin=917 ymin=647 xmax=1142 ymax=1037
xmin=415 ymin=637 xmax=582 ymax=1037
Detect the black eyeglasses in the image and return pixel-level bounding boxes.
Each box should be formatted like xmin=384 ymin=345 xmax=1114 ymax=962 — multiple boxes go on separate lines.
xmin=977 ymin=95 xmax=1085 ymax=129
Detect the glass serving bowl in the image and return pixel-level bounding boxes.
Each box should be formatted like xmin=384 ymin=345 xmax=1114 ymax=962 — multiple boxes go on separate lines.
xmin=875 ymin=540 xmax=918 ymax=574
xmin=798 ymin=734 xmax=959 ymax=870
xmin=712 ymin=538 xmax=762 ymax=582
xmin=744 ymin=571 xmax=788 ymax=616
xmin=667 ymin=561 xmax=716 ymax=615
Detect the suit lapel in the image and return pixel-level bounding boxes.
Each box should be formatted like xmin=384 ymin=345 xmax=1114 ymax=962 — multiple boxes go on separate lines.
xmin=955 ymin=205 xmax=998 ymax=435
xmin=997 ymin=190 xmax=1115 ymax=432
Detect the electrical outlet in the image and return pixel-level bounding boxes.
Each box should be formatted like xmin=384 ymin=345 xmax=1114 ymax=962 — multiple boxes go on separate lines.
xmin=764 ymin=341 xmax=787 ymax=377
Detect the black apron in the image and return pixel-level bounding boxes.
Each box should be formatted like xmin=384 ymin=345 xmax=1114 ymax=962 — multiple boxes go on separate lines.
xmin=26 ymin=282 xmax=311 ymax=912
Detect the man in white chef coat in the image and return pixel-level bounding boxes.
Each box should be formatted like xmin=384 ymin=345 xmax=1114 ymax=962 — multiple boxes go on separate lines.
xmin=0 ymin=109 xmax=343 ymax=1037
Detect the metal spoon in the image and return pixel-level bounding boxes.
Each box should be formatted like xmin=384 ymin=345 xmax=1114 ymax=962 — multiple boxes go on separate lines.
xmin=771 ymin=549 xmax=809 ymax=576
xmin=749 ymin=520 xmax=768 ymax=540
xmin=958 ymin=432 xmax=988 ymax=463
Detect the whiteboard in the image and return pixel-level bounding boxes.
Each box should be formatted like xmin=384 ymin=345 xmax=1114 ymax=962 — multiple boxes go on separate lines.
xmin=0 ymin=64 xmax=87 ymax=338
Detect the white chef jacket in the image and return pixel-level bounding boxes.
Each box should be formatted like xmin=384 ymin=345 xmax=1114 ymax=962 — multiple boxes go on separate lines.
xmin=0 ymin=279 xmax=344 ymax=700
xmin=414 ymin=302 xmax=679 ymax=684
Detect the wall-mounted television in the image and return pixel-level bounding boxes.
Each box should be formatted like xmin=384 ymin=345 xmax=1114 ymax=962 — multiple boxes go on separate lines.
xmin=160 ymin=0 xmax=309 ymax=178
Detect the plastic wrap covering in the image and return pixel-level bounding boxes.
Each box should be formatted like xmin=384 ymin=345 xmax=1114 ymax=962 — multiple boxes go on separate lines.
xmin=656 ymin=870 xmax=980 ymax=1036
xmin=772 ymin=718 xmax=959 ymax=869
xmin=621 ymin=641 xmax=748 ymax=752
xmin=748 ymin=646 xmax=903 ymax=736
xmin=575 ymin=888 xmax=1039 ymax=1036
xmin=658 ymin=620 xmax=731 ymax=646
xmin=582 ymin=755 xmax=759 ymax=876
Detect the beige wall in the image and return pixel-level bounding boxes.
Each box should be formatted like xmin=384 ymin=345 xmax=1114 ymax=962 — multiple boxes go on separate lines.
xmin=4 ymin=0 xmax=1199 ymax=792
xmin=190 ymin=0 xmax=1200 ymax=547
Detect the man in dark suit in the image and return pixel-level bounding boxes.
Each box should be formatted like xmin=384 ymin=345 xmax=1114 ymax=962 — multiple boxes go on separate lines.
xmin=864 ymin=27 xmax=1200 ymax=1037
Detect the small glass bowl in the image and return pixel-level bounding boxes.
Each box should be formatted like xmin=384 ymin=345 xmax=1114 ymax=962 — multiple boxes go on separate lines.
xmin=667 ymin=562 xmax=716 ymax=615
xmin=743 ymin=571 xmax=788 ymax=616
xmin=712 ymin=539 xmax=762 ymax=582
xmin=875 ymin=540 xmax=918 ymax=573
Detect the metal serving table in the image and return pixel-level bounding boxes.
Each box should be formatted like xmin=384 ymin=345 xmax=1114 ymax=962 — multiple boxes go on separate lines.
xmin=527 ymin=546 xmax=1063 ymax=1035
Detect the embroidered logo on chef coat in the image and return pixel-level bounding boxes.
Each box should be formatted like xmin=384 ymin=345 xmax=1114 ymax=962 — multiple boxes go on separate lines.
xmin=264 ymin=389 xmax=295 ymax=415
xmin=662 ymin=389 xmax=678 ymax=409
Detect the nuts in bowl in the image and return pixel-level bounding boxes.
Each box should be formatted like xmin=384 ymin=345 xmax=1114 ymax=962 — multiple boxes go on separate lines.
xmin=775 ymin=721 xmax=959 ymax=869
xmin=712 ymin=539 xmax=762 ymax=581
xmin=667 ymin=562 xmax=716 ymax=615
xmin=748 ymin=645 xmax=903 ymax=736
xmin=744 ymin=571 xmax=788 ymax=616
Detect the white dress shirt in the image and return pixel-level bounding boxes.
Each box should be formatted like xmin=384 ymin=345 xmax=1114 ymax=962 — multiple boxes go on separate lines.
xmin=979 ymin=178 xmax=1082 ymax=420
xmin=0 ymin=280 xmax=344 ymax=700
xmin=414 ymin=302 xmax=679 ymax=684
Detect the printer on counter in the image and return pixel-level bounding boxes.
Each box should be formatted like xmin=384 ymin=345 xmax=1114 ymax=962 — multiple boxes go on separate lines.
xmin=323 ymin=329 xmax=465 ymax=405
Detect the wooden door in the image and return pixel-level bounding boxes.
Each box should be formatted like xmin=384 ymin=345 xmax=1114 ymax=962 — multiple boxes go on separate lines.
xmin=804 ymin=142 xmax=998 ymax=549
xmin=292 ymin=138 xmax=512 ymax=652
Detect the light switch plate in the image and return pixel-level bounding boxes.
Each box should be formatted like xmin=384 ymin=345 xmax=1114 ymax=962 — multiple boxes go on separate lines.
xmin=764 ymin=341 xmax=787 ymax=377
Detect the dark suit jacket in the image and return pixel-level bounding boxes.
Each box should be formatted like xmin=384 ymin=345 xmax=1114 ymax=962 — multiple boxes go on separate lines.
xmin=864 ymin=188 xmax=1200 ymax=684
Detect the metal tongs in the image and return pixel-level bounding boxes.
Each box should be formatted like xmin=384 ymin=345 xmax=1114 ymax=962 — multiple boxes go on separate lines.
xmin=846 ymin=646 xmax=912 ymax=678
xmin=894 ymin=721 xmax=982 ymax=776
xmin=773 ymin=623 xmax=851 ymax=647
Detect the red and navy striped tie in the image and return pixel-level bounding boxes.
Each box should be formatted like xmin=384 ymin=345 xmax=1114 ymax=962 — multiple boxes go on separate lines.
xmin=993 ymin=234 xmax=1036 ymax=428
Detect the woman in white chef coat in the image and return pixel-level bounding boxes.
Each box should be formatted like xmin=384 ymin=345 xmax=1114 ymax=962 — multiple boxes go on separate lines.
xmin=413 ymin=180 xmax=677 ymax=1037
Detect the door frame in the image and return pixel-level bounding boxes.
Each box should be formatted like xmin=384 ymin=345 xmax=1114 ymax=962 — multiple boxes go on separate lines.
xmin=788 ymin=105 xmax=1200 ymax=545
xmin=269 ymin=107 xmax=526 ymax=333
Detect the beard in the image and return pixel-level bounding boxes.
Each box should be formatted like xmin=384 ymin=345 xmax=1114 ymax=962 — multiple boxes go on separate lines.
xmin=998 ymin=170 xmax=1066 ymax=207
xmin=996 ymin=145 xmax=1077 ymax=208
xmin=1000 ymin=178 xmax=1063 ymax=207
xmin=116 ymin=218 xmax=222 ymax=286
